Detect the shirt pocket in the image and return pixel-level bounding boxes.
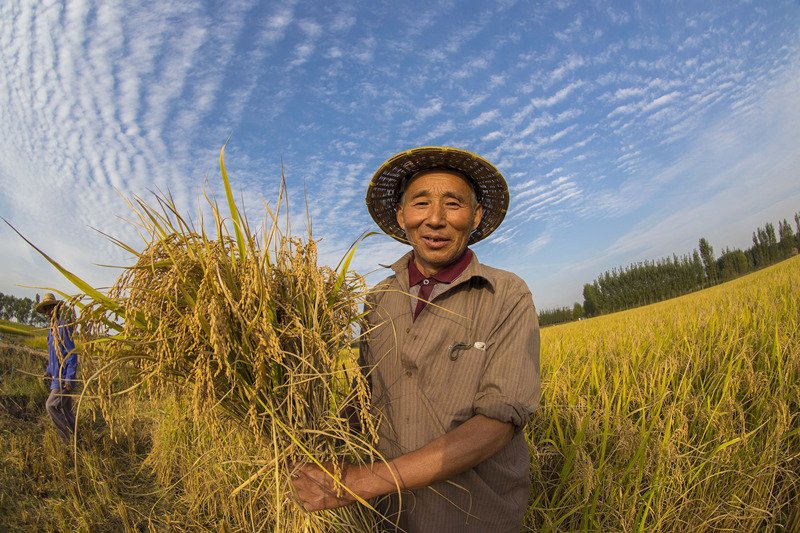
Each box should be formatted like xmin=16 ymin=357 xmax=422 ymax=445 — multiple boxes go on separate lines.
xmin=419 ymin=342 xmax=488 ymax=431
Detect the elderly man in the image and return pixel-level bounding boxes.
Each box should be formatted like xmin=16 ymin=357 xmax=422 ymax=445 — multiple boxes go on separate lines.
xmin=293 ymin=146 xmax=541 ymax=532
xmin=36 ymin=293 xmax=79 ymax=445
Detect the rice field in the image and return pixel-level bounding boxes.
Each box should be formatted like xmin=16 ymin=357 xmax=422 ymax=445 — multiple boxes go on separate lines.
xmin=1 ymin=255 xmax=796 ymax=532
xmin=2 ymin=146 xmax=798 ymax=531
xmin=527 ymin=254 xmax=800 ymax=532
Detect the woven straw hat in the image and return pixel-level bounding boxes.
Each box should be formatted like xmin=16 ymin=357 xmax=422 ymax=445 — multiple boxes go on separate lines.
xmin=366 ymin=146 xmax=509 ymax=245
xmin=35 ymin=293 xmax=60 ymax=313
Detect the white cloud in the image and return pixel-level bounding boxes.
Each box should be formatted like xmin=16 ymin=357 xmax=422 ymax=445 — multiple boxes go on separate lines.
xmin=330 ymin=13 xmax=356 ymax=32
xmin=471 ymin=109 xmax=500 ymax=127
xmin=460 ymin=92 xmax=490 ymax=112
xmin=299 ymin=19 xmax=322 ymax=37
xmin=527 ymin=232 xmax=551 ymax=254
xmin=549 ymin=55 xmax=585 ymax=84
xmin=416 ymin=98 xmax=443 ymax=121
xmin=530 ymin=81 xmax=585 ymax=108
xmin=352 ymin=36 xmax=376 ymax=63
xmin=642 ymin=91 xmax=680 ymax=112
xmin=290 ymin=43 xmax=315 ymax=66
xmin=421 ymin=120 xmax=456 ymax=142
xmin=264 ymin=7 xmax=294 ymax=41
xmin=612 ymin=86 xmax=647 ymax=101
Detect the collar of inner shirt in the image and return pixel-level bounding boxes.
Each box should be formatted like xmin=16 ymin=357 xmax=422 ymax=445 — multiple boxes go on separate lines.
xmin=408 ymin=248 xmax=473 ymax=287
xmin=408 ymin=248 xmax=472 ymax=319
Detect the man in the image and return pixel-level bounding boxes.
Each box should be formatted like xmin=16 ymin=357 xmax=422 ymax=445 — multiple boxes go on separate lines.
xmin=293 ymin=146 xmax=541 ymax=532
xmin=36 ymin=292 xmax=78 ymax=445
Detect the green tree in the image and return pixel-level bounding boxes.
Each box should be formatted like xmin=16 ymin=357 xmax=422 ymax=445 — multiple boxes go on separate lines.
xmin=779 ymin=218 xmax=797 ymax=258
xmin=699 ymin=238 xmax=717 ymax=283
xmin=12 ymin=297 xmax=32 ymax=324
xmin=764 ymin=222 xmax=779 ymax=261
xmin=795 ymin=212 xmax=800 ymax=251
xmin=583 ymin=283 xmax=601 ymax=317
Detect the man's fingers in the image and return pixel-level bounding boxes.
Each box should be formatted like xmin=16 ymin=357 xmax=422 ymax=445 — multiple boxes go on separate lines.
xmin=287 ymin=463 xmax=347 ymax=512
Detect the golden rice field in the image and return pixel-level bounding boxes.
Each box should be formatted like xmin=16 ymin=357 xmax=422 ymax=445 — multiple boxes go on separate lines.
xmin=527 ymin=254 xmax=800 ymax=532
xmin=1 ymin=146 xmax=797 ymax=531
xmin=1 ymin=256 xmax=796 ymax=532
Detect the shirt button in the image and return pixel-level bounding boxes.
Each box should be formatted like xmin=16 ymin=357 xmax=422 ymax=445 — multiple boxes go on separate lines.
xmin=422 ymin=279 xmax=430 ymax=285
xmin=405 ymin=328 xmax=410 ymax=334
xmin=406 ymin=370 xmax=413 ymax=377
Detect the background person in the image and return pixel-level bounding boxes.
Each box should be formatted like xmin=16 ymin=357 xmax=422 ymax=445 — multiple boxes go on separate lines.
xmin=292 ymin=146 xmax=541 ymax=532
xmin=36 ymin=292 xmax=78 ymax=446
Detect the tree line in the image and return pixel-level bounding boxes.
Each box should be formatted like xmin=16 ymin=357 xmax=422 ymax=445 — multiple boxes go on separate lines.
xmin=539 ymin=211 xmax=800 ymax=326
xmin=0 ymin=293 xmax=50 ymax=328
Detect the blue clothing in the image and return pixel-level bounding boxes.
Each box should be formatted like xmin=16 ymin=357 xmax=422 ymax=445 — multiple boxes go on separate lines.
xmin=45 ymin=319 xmax=78 ymax=390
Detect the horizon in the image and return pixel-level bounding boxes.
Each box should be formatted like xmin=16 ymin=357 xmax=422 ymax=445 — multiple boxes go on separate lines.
xmin=2 ymin=206 xmax=796 ymax=313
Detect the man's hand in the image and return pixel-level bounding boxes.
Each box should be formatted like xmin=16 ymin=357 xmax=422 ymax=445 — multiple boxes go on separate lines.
xmin=42 ymin=373 xmax=50 ymax=385
xmin=289 ymin=461 xmax=358 ymax=511
xmin=63 ymin=382 xmax=73 ymax=392
xmin=288 ymin=415 xmax=515 ymax=513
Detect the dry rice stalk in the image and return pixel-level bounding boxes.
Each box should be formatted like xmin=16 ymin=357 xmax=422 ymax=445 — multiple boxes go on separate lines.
xmin=51 ymin=145 xmax=380 ymax=530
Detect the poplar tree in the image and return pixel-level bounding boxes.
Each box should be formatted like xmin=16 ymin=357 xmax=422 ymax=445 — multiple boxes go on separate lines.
xmin=779 ymin=219 xmax=797 ymax=257
xmin=699 ymin=238 xmax=717 ymax=283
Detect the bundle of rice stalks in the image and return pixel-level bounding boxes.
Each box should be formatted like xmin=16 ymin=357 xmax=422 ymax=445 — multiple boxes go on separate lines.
xmin=12 ymin=145 xmax=381 ymax=531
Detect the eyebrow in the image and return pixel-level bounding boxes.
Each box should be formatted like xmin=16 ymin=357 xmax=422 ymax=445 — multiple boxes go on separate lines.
xmin=408 ymin=189 xmax=469 ymax=202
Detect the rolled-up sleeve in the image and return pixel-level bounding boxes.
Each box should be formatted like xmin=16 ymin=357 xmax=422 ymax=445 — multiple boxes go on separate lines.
xmin=473 ymin=282 xmax=541 ymax=431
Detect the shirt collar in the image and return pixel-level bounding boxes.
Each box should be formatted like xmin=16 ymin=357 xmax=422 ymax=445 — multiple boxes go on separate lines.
xmin=408 ymin=248 xmax=472 ymax=287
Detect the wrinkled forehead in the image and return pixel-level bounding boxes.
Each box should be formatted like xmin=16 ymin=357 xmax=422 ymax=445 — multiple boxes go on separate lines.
xmin=397 ymin=167 xmax=479 ymax=202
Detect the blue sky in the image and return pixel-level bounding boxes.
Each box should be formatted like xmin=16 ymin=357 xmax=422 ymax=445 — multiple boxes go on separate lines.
xmin=1 ymin=0 xmax=799 ymax=311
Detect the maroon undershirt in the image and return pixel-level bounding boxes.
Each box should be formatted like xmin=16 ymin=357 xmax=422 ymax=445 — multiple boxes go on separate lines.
xmin=408 ymin=248 xmax=473 ymax=320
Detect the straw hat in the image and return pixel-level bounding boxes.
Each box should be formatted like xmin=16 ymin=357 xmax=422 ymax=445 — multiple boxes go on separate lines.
xmin=366 ymin=146 xmax=509 ymax=245
xmin=35 ymin=293 xmax=61 ymax=313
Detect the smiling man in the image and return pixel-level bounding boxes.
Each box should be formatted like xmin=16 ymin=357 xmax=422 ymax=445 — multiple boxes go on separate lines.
xmin=396 ymin=168 xmax=482 ymax=277
xmin=292 ymin=146 xmax=541 ymax=532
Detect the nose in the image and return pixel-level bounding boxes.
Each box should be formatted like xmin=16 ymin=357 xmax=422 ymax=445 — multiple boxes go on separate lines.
xmin=426 ymin=202 xmax=446 ymax=227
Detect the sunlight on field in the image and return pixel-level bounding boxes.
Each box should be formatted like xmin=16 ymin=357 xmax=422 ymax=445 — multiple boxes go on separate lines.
xmin=1 ymin=257 xmax=798 ymax=532
xmin=527 ymin=256 xmax=800 ymax=532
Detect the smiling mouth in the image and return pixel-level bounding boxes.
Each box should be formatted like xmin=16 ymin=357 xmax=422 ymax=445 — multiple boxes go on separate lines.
xmin=422 ymin=236 xmax=450 ymax=247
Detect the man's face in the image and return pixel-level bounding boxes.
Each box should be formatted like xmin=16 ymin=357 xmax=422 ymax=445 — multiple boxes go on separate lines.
xmin=396 ymin=170 xmax=482 ymax=277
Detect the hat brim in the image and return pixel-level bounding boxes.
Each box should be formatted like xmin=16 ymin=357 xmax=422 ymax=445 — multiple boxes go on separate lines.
xmin=35 ymin=301 xmax=59 ymax=313
xmin=366 ymin=146 xmax=509 ymax=245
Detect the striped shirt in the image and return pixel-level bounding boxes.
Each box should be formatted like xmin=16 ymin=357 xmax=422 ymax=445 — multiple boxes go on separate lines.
xmin=361 ymin=250 xmax=541 ymax=532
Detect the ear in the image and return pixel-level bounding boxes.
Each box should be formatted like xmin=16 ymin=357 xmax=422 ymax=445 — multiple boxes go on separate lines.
xmin=396 ymin=203 xmax=406 ymax=231
xmin=472 ymin=203 xmax=483 ymax=232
